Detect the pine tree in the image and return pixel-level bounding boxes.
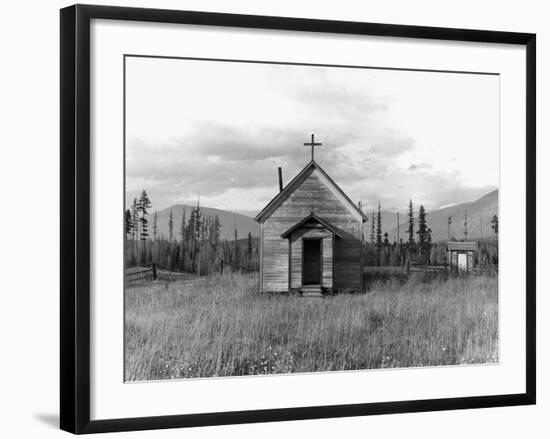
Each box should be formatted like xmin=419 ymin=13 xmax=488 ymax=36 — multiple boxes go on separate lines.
xmin=125 ymin=209 xmax=133 ymax=236
xmin=180 ymin=208 xmax=186 ymax=241
xmin=168 ymin=208 xmax=173 ymax=241
xmin=131 ymin=197 xmax=139 ymax=240
xmin=375 ymin=203 xmax=382 ymax=250
xmin=491 ymin=214 xmax=498 ymax=235
xmin=138 ymin=190 xmax=152 ymax=240
xmin=426 ymin=228 xmax=433 ymax=265
xmin=152 ymin=211 xmax=158 ymax=241
xmin=130 ymin=198 xmax=139 ymax=265
xmin=191 ymin=202 xmax=202 ymax=274
xmin=247 ymin=232 xmax=252 ymax=269
xmin=233 ymin=226 xmax=238 ymax=266
xmin=370 ymin=210 xmax=375 ymax=245
xmin=192 ymin=204 xmax=203 ymax=241
xmin=177 ymin=208 xmax=186 ymax=271
xmin=212 ymin=215 xmax=221 ymax=246
xmin=417 ymin=205 xmax=429 ymax=262
xmin=407 ymin=199 xmax=415 ymax=244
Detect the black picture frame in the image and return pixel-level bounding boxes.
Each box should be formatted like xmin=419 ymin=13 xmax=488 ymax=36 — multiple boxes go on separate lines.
xmin=60 ymin=4 xmax=536 ymax=434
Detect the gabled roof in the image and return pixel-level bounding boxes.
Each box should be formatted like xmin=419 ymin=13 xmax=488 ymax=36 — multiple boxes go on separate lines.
xmin=255 ymin=160 xmax=368 ymax=223
xmin=280 ymin=213 xmax=343 ymax=239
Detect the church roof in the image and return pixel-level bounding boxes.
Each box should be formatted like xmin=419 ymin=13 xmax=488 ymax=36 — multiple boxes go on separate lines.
xmin=280 ymin=213 xmax=343 ymax=239
xmin=255 ymin=160 xmax=368 ymax=223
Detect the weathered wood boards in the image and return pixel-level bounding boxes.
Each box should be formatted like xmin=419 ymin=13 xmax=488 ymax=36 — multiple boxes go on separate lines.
xmin=125 ymin=264 xmax=157 ymax=283
xmin=256 ymin=161 xmax=366 ymax=294
xmin=447 ymin=241 xmax=478 ymax=272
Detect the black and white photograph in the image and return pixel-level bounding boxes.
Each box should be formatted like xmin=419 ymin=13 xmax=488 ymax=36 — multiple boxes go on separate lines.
xmin=0 ymin=0 xmax=544 ymax=436
xmin=124 ymin=56 xmax=500 ymax=382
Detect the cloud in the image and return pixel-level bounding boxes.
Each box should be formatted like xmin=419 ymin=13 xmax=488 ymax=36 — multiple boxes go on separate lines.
xmin=408 ymin=163 xmax=432 ymax=171
xmin=354 ymin=166 xmax=496 ymax=212
xmin=125 ymin=58 xmax=499 ymax=213
xmin=294 ymin=81 xmax=387 ymax=120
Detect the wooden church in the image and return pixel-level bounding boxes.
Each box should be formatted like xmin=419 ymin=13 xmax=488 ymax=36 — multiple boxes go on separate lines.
xmin=255 ymin=135 xmax=367 ymax=296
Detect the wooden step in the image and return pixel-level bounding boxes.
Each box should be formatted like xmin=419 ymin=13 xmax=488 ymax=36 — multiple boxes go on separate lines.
xmin=300 ymin=285 xmax=322 ymax=297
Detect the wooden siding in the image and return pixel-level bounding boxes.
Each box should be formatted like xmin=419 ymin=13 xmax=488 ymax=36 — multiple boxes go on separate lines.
xmin=260 ymin=168 xmax=363 ymax=292
xmin=322 ymin=235 xmax=333 ymax=288
xmin=448 ymin=249 xmax=476 ymax=272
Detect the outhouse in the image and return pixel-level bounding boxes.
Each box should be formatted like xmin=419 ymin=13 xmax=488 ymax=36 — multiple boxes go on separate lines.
xmin=447 ymin=241 xmax=477 ymax=272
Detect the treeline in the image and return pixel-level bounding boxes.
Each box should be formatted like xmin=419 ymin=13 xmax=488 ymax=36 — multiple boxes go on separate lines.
xmin=125 ymin=190 xmax=259 ymax=275
xmin=363 ymin=239 xmax=498 ymax=267
xmin=363 ymin=200 xmax=498 ymax=267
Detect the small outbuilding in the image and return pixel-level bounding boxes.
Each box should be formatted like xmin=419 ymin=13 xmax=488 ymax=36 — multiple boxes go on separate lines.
xmin=447 ymin=241 xmax=478 ymax=272
xmin=255 ymin=157 xmax=367 ymax=296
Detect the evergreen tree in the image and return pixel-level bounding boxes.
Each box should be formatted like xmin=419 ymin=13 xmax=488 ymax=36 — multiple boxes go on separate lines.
xmin=212 ymin=215 xmax=221 ymax=246
xmin=152 ymin=211 xmax=158 ymax=241
xmin=138 ymin=190 xmax=151 ymax=215
xmin=416 ymin=205 xmax=431 ymax=263
xmin=192 ymin=204 xmax=203 ymax=241
xmin=180 ymin=208 xmax=186 ymax=241
xmin=491 ymin=214 xmax=498 ymax=235
xmin=138 ymin=190 xmax=152 ymax=240
xmin=417 ymin=205 xmax=427 ymax=245
xmin=168 ymin=208 xmax=173 ymax=241
xmin=140 ymin=217 xmax=149 ymax=240
xmin=233 ymin=226 xmax=238 ymax=265
xmin=247 ymin=232 xmax=252 ymax=268
xmin=370 ymin=210 xmax=375 ymax=245
xmin=131 ymin=197 xmax=139 ymax=240
xmin=125 ymin=209 xmax=133 ymax=236
xmin=407 ymin=199 xmax=415 ymax=244
xmin=375 ymin=203 xmax=382 ymax=250
xmin=130 ymin=198 xmax=139 ymax=264
xmin=190 ymin=202 xmax=202 ymax=274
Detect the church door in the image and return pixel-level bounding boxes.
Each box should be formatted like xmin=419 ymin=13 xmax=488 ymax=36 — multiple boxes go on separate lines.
xmin=302 ymin=238 xmax=322 ymax=285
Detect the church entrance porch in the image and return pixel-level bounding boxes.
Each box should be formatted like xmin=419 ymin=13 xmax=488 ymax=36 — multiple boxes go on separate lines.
xmin=302 ymin=238 xmax=322 ymax=286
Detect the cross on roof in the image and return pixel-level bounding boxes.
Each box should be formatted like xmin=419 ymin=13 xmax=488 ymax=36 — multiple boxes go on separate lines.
xmin=304 ymin=133 xmax=322 ymax=161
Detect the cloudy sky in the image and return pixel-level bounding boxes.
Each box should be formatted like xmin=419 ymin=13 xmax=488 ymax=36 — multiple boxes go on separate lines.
xmin=125 ymin=56 xmax=499 ymax=215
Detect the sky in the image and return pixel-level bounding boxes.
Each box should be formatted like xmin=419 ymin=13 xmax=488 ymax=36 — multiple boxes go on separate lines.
xmin=125 ymin=56 xmax=499 ymax=215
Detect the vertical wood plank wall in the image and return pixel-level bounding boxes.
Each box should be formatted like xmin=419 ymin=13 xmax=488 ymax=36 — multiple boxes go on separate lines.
xmin=322 ymin=235 xmax=333 ymax=289
xmin=261 ymin=168 xmax=362 ymax=292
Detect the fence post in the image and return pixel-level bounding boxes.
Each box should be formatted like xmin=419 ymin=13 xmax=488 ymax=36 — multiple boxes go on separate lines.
xmin=151 ymin=263 xmax=157 ymax=280
xmin=220 ymin=259 xmax=224 ymax=276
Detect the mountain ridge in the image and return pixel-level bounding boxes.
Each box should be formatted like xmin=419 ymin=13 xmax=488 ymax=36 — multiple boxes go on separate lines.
xmin=153 ymin=204 xmax=259 ymax=241
xmin=383 ymin=189 xmax=498 ymax=243
xmin=150 ymin=190 xmax=497 ymax=243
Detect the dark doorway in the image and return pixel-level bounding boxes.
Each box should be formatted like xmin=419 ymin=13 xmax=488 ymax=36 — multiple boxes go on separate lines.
xmin=303 ymin=239 xmax=322 ymax=285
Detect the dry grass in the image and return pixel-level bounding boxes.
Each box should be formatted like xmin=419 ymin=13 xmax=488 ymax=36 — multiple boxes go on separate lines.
xmin=125 ymin=272 xmax=498 ymax=381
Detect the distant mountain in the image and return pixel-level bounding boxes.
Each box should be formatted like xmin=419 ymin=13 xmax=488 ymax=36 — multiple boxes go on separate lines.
xmin=154 ymin=205 xmax=260 ymax=241
xmin=152 ymin=190 xmax=497 ymax=243
xmin=381 ymin=190 xmax=498 ymax=243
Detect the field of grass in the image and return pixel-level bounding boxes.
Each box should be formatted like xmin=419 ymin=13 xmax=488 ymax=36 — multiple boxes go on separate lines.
xmin=125 ymin=272 xmax=498 ymax=381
